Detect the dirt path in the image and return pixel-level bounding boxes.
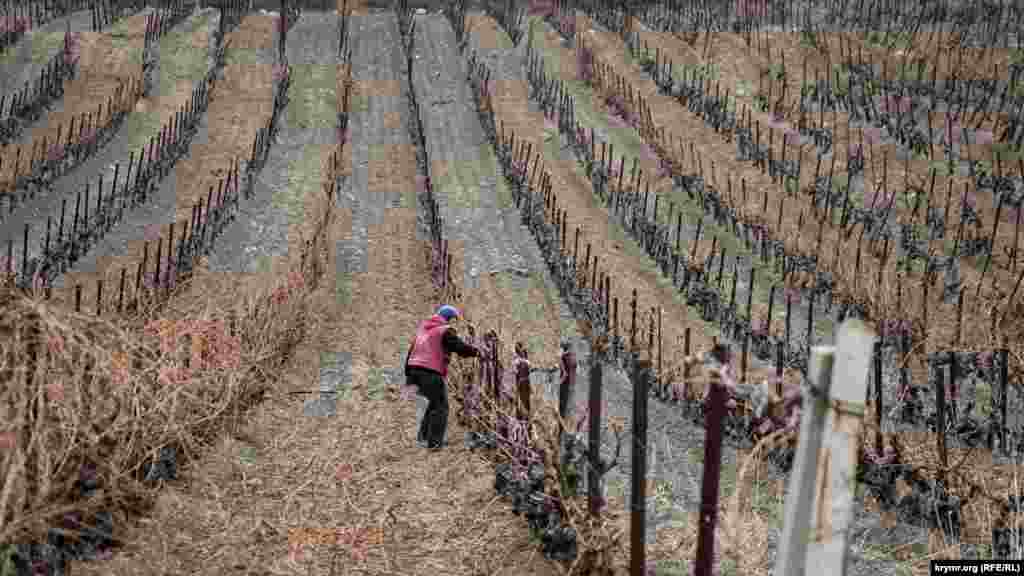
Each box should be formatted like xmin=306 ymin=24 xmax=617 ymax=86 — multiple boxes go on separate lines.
xmin=410 ymin=13 xmax=534 ymax=287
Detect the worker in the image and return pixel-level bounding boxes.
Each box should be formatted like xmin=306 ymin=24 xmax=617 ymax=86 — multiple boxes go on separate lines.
xmin=405 ymin=304 xmax=479 ymax=450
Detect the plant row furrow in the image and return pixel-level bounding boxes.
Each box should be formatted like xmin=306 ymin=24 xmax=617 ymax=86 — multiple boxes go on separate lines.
xmin=0 ymin=27 xmax=79 ymax=146
xmin=2 ymin=26 xmax=229 ymax=291
xmin=0 ymin=0 xmax=68 ymax=53
xmin=396 ymin=0 xmax=455 ymax=295
xmin=550 ymin=18 xmax=1016 ymax=368
xmin=526 ymin=17 xmax=1024 ymax=454
xmin=0 ymin=4 xmax=205 ymax=218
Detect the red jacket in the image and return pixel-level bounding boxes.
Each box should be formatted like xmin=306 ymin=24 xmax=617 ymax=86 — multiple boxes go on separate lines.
xmin=406 ymin=315 xmax=478 ymax=378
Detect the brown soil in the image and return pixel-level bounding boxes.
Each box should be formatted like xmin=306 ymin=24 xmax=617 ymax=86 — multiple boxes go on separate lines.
xmin=625 ymin=23 xmax=1024 ymax=291
xmin=577 ymin=16 xmax=1005 ymax=384
xmin=355 ymin=78 xmax=403 ymax=98
xmin=54 ymin=15 xmax=278 ymax=312
xmin=0 ymin=20 xmax=155 ymax=189
xmin=708 ymin=28 xmax=1017 ymax=111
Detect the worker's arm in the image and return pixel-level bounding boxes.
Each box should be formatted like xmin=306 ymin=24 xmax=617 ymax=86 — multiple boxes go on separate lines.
xmin=442 ymin=328 xmax=479 ymax=358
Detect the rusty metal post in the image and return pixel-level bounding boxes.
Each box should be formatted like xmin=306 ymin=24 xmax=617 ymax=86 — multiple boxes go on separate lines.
xmin=613 ymin=297 xmax=619 ymax=343
xmin=776 ymin=341 xmax=784 ymax=398
xmin=584 ymin=242 xmax=591 ymax=287
xmin=559 ymin=344 xmax=576 ymax=434
xmin=118 ymin=268 xmax=126 ymax=313
xmin=695 ymin=366 xmax=727 ymax=576
xmin=935 ymin=362 xmax=948 ymax=483
xmin=630 ymin=354 xmax=650 ymax=575
xmin=630 ymin=288 xmax=637 ymax=348
xmin=588 ymin=350 xmax=604 ymax=516
xmin=515 ymin=344 xmax=530 ymax=429
xmin=604 ymin=274 xmax=610 ymax=328
xmin=574 ymin=227 xmax=580 ymax=269
xmin=1000 ymin=348 xmax=1010 ymax=454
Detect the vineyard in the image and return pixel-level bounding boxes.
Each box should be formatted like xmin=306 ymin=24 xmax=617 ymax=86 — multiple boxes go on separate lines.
xmin=1 ymin=0 xmax=1024 ymax=575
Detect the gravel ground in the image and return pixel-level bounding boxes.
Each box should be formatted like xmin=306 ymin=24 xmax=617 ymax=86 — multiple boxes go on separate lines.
xmin=48 ymin=9 xmax=224 ymax=289
xmin=334 ymin=10 xmax=408 ymax=277
xmin=320 ymin=10 xmax=423 ymax=420
xmin=0 ymin=9 xmax=94 ymax=99
xmin=409 ymin=13 xmax=535 ymax=288
xmin=206 ymin=11 xmax=337 ymax=273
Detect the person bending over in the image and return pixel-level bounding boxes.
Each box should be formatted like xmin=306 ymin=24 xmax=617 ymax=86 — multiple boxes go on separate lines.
xmin=405 ymin=304 xmax=479 ymax=450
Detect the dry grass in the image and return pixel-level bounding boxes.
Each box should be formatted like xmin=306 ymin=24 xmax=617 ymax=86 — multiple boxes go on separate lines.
xmin=0 ymin=249 xmax=325 ymax=546
xmin=891 ymin=428 xmax=1023 ymax=544
xmin=637 ymin=430 xmax=792 ymax=575
xmin=0 ymin=36 xmax=338 ymax=551
xmin=63 ymin=336 xmax=565 ymax=575
xmin=353 ymin=78 xmax=403 ymax=99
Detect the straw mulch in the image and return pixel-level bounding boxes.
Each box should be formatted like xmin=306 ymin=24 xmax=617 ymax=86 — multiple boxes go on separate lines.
xmin=0 ymin=257 xmax=321 ymax=548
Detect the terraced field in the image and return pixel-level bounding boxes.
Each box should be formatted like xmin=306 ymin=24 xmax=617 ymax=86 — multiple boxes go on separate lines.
xmin=3 ymin=1 xmax=1023 ymax=576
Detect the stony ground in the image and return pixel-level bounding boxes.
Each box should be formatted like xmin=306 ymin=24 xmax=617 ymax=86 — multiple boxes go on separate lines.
xmin=0 ymin=9 xmax=94 ymax=97
xmin=6 ymin=8 xmax=217 ymax=293
xmin=409 ymin=12 xmax=535 ymax=286
xmin=53 ymin=8 xmax=225 ymax=289
xmin=207 ymin=11 xmax=336 ymax=273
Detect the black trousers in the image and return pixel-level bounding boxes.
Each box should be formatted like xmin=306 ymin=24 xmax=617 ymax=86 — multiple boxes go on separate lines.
xmin=407 ymin=367 xmax=448 ymax=448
